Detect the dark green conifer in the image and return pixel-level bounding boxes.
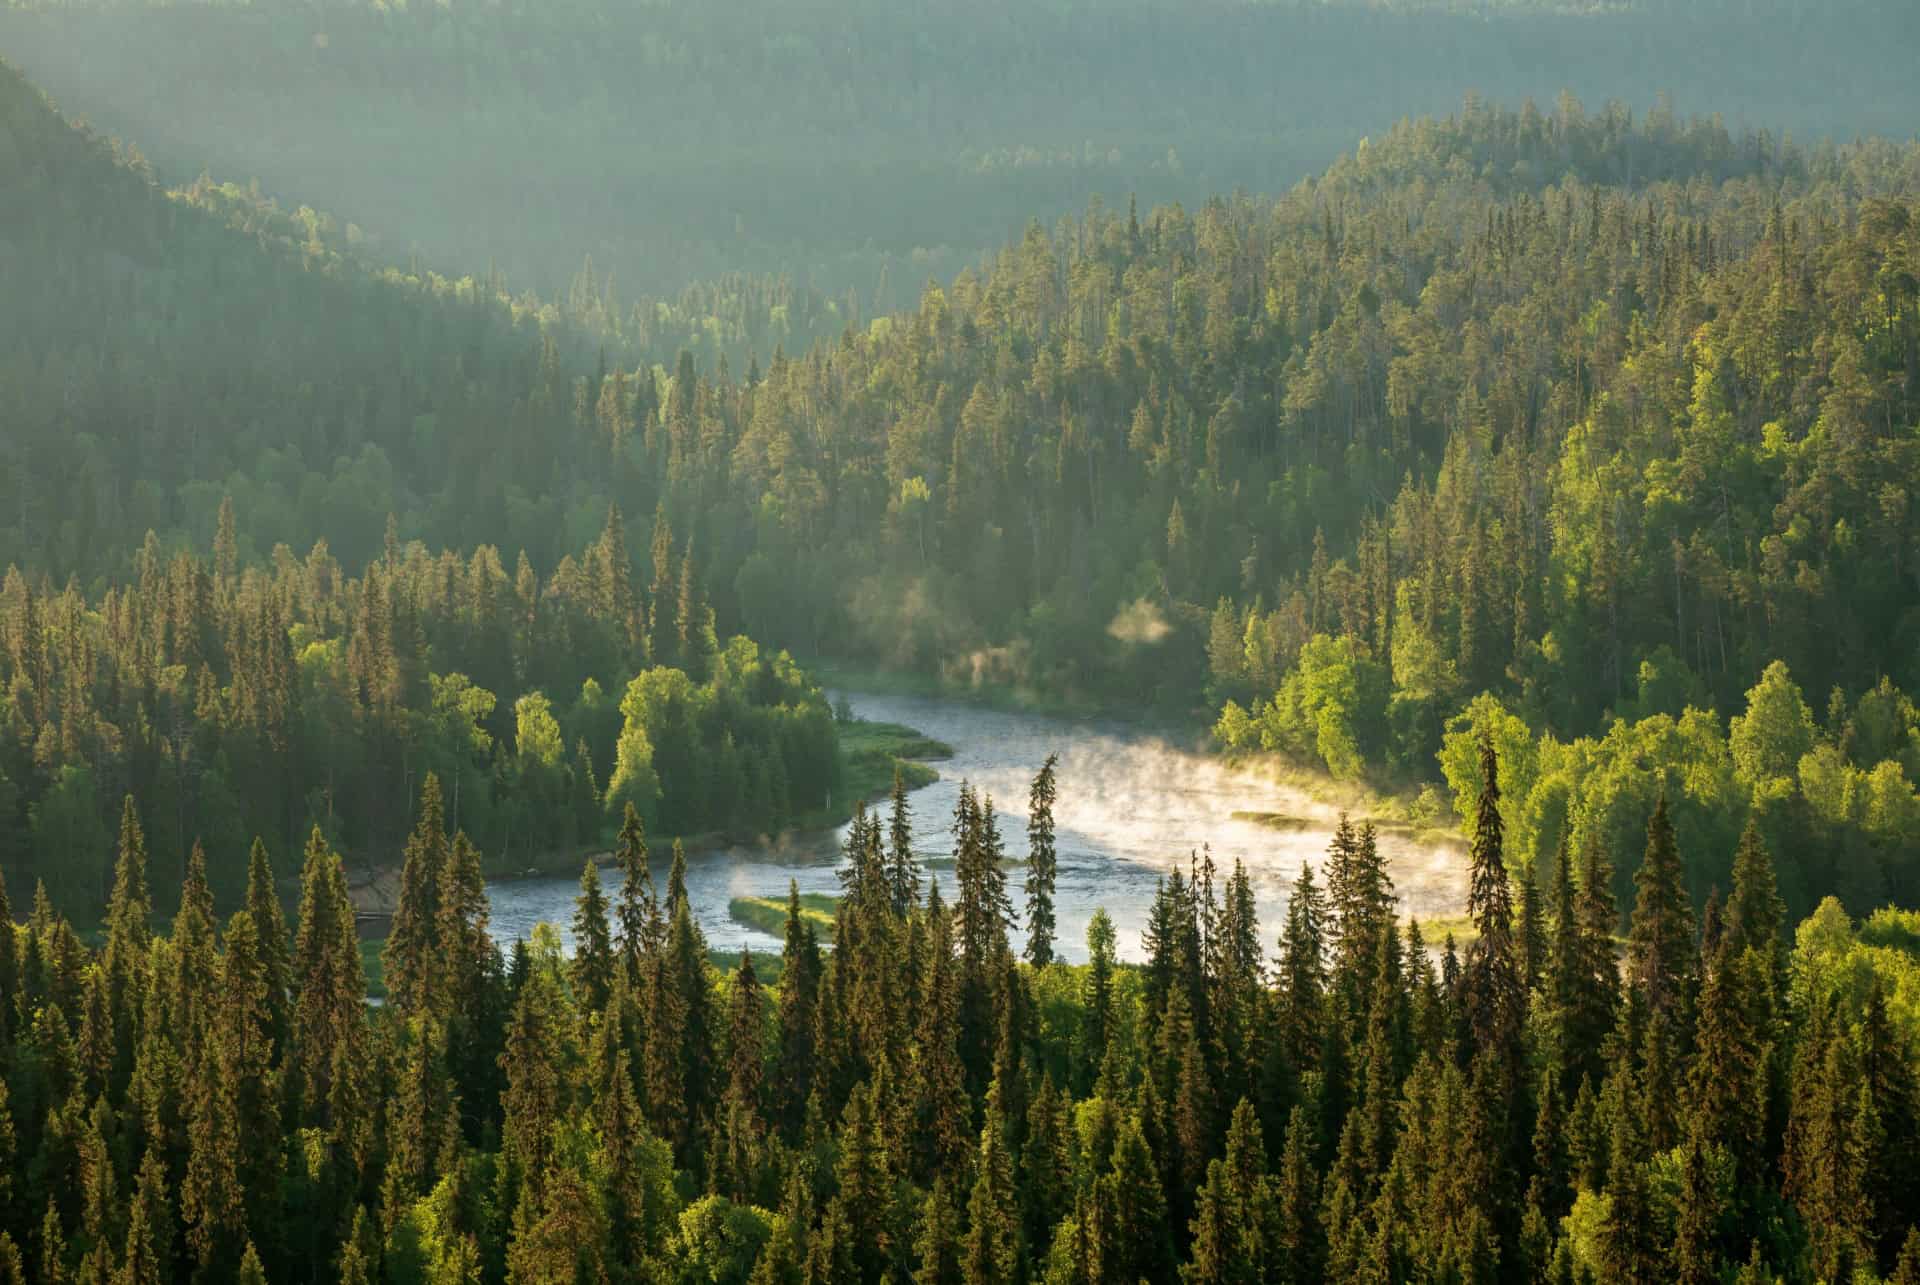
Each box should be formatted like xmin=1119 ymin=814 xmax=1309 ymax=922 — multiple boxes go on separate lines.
xmin=242 ymin=839 xmax=291 ymax=1053
xmin=1628 ymin=794 xmax=1694 ymax=1023
xmin=775 ymin=881 xmax=821 ymax=1134
xmin=569 ymin=860 xmax=614 ymax=1014
xmin=887 ymin=767 xmax=918 ymax=918
xmin=1024 ymin=753 xmax=1059 ymax=968
xmin=383 ymin=773 xmax=448 ymax=1015
xmin=1463 ymin=736 xmax=1524 ymax=1065
xmin=913 ymin=1177 xmax=964 ymax=1285
xmin=612 ymin=802 xmax=657 ymax=987
xmin=962 ymin=1079 xmax=1020 ymax=1285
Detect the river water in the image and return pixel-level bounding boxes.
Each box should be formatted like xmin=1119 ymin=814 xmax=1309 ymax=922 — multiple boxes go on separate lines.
xmin=486 ymin=690 xmax=1469 ymax=964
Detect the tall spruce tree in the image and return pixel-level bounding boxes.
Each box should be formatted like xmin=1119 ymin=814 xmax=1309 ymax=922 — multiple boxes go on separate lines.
xmin=1628 ymin=794 xmax=1694 ymax=1024
xmin=384 ymin=774 xmax=449 ymax=1015
xmin=570 ymin=860 xmax=614 ymax=1014
xmin=887 ymin=767 xmax=919 ymax=918
xmin=1024 ymin=754 xmax=1060 ymax=968
xmin=1463 ymin=737 xmax=1524 ymax=1066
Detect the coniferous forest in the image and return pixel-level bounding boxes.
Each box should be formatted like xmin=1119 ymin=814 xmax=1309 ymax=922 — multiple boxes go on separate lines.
xmin=4 ymin=0 xmax=1920 ymax=1277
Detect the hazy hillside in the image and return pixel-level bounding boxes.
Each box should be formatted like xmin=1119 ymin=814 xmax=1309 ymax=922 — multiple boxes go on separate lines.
xmin=3 ymin=0 xmax=1917 ymax=313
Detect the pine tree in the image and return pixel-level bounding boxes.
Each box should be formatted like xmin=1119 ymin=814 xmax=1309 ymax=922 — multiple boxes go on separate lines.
xmin=1669 ymin=1130 xmax=1724 ymax=1285
xmin=1024 ymin=754 xmax=1059 ymax=967
xmin=726 ymin=949 xmax=766 ymax=1116
xmin=1859 ymin=979 xmax=1920 ymax=1269
xmin=171 ymin=841 xmax=218 ymax=1043
xmin=385 ymin=773 xmax=449 ymax=1015
xmin=1184 ymin=1099 xmax=1277 ymax=1284
xmin=1517 ymin=856 xmax=1545 ymax=997
xmin=499 ymin=979 xmax=564 ymax=1212
xmin=1891 ymin=1228 xmax=1920 ymax=1285
xmin=830 ymin=1082 xmax=898 ymax=1283
xmin=1686 ymin=937 xmax=1762 ymax=1189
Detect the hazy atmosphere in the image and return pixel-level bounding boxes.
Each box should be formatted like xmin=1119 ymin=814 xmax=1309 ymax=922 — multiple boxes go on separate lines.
xmin=2 ymin=0 xmax=1919 ymax=1280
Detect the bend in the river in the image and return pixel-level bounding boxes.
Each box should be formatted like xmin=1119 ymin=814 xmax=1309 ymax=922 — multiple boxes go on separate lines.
xmin=486 ymin=689 xmax=1470 ymax=964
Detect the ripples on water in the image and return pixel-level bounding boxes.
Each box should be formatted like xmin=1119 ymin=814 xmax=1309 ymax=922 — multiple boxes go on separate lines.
xmin=486 ymin=689 xmax=1469 ymax=964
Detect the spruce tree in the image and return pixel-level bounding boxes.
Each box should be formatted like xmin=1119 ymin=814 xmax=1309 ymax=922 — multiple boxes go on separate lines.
xmin=1082 ymin=909 xmax=1117 ymax=1092
xmin=104 ymin=795 xmax=154 ymax=1096
xmin=612 ymin=803 xmax=656 ymax=987
xmin=384 ymin=773 xmax=449 ymax=1015
xmin=1599 ymin=1064 xmax=1658 ymax=1283
xmin=290 ymin=827 xmax=366 ymax=1135
xmin=0 ymin=864 xmax=17 ymax=1048
xmin=914 ymin=1177 xmax=964 ymax=1285
xmin=1023 ymin=753 xmax=1059 ymax=968
xmin=182 ymin=1047 xmax=248 ymax=1272
xmin=117 ymin=1148 xmax=169 ymax=1285
xmin=914 ymin=881 xmax=971 ymax=1182
xmin=775 ymin=881 xmax=821 ymax=1134
xmin=1275 ymin=862 xmax=1326 ymax=1076
xmin=962 ymin=1080 xmax=1021 ymax=1285
xmin=570 ymin=860 xmax=614 ymax=1014
xmin=1628 ymin=794 xmax=1694 ymax=1024
xmin=887 ymin=766 xmax=919 ymax=918
xmin=1569 ymin=833 xmax=1621 ymax=1090
xmin=1102 ymin=1113 xmax=1172 ymax=1284
xmin=1463 ymin=737 xmax=1524 ymax=1066
xmin=242 ymin=838 xmax=291 ymax=1055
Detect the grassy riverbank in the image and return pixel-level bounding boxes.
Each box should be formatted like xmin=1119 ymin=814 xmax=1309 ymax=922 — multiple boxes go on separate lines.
xmin=729 ymin=892 xmax=839 ymax=939
xmin=831 ymin=718 xmax=950 ymax=813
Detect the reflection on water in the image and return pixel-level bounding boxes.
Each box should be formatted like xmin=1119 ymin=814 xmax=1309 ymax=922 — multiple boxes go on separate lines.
xmin=486 ymin=689 xmax=1469 ymax=964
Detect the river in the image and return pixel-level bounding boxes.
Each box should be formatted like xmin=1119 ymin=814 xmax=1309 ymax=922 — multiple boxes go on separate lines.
xmin=486 ymin=689 xmax=1469 ymax=964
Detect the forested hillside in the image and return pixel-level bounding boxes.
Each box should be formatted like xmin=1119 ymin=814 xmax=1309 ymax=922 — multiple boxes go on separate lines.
xmin=14 ymin=52 xmax=1920 ymax=928
xmin=2 ymin=0 xmax=1916 ymax=314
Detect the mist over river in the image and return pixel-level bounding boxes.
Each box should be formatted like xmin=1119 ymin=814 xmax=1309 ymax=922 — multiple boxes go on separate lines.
xmin=487 ymin=690 xmax=1469 ymax=964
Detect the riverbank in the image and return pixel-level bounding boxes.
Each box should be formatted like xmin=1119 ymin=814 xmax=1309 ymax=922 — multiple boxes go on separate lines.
xmin=810 ymin=657 xmax=1195 ymax=731
xmin=729 ymin=892 xmax=838 ymax=939
xmin=479 ymin=717 xmax=949 ymax=886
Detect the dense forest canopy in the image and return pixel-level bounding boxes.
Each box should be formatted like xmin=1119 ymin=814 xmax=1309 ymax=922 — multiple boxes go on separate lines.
xmin=11 ymin=51 xmax=1920 ymax=927
xmin=0 ymin=738 xmax=1913 ymax=1282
